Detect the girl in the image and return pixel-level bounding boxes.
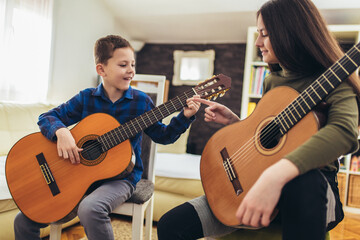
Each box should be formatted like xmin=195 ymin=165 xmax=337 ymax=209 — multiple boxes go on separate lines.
xmin=157 ymin=0 xmax=360 ymax=239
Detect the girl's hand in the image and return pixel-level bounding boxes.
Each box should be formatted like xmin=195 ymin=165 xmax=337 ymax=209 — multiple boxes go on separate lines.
xmin=236 ymin=159 xmax=299 ymax=227
xmin=55 ymin=128 xmax=83 ymax=164
xmin=192 ymin=98 xmax=240 ymax=125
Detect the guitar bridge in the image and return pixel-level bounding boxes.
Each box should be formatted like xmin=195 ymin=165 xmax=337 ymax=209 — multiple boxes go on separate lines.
xmin=220 ymin=148 xmax=243 ymax=196
xmin=36 ymin=153 xmax=60 ymax=196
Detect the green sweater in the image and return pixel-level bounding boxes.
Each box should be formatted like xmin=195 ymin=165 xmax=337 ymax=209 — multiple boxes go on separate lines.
xmin=263 ymin=69 xmax=359 ymax=174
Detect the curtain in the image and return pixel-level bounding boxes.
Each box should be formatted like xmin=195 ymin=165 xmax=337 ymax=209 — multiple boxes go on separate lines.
xmin=0 ymin=0 xmax=53 ymax=103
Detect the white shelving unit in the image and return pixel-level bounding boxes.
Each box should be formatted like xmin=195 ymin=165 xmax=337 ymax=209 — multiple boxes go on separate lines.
xmin=241 ymin=25 xmax=360 ymax=213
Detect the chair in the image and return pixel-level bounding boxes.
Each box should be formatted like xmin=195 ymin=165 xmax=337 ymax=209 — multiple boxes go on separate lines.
xmin=49 ymin=74 xmax=166 ymax=240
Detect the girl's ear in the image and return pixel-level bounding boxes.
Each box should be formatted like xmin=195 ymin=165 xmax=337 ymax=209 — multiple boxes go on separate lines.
xmin=96 ymin=63 xmax=106 ymax=77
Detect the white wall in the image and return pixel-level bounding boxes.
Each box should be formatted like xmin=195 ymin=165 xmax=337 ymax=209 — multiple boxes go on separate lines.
xmin=48 ymin=0 xmax=130 ymax=103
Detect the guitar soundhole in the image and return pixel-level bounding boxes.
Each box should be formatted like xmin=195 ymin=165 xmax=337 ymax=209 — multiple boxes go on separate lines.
xmin=81 ymin=140 xmax=103 ymax=161
xmin=260 ymin=121 xmax=281 ymax=149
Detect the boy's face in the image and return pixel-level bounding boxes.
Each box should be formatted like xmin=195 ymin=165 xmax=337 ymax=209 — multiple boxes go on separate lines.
xmin=98 ymin=47 xmax=135 ymax=97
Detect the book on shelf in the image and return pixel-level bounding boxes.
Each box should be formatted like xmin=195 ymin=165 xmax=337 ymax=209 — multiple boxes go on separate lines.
xmin=247 ymin=102 xmax=257 ymax=116
xmin=249 ymin=66 xmax=270 ymax=95
xmin=351 ymin=155 xmax=360 ymax=172
xmin=339 ymin=156 xmax=346 ymax=170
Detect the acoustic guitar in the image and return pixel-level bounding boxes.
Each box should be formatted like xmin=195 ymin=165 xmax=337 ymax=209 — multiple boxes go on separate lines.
xmin=5 ymin=74 xmax=231 ymax=224
xmin=201 ymin=42 xmax=360 ymax=227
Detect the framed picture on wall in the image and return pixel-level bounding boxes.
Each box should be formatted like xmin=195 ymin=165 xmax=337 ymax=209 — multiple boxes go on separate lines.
xmin=172 ymin=49 xmax=215 ymax=86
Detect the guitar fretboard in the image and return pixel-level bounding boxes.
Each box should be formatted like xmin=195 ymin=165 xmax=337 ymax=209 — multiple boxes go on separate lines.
xmin=274 ymin=42 xmax=360 ymax=136
xmin=97 ymin=88 xmax=196 ymax=152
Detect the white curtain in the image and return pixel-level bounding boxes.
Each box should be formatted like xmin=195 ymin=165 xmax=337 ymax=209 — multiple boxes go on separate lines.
xmin=0 ymin=0 xmax=53 ymax=103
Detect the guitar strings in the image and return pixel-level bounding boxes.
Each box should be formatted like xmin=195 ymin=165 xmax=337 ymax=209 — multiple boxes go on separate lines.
xmin=224 ymin=46 xmax=359 ymax=179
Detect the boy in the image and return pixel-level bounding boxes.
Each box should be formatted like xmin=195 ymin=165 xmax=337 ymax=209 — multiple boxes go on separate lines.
xmin=14 ymin=35 xmax=200 ymax=240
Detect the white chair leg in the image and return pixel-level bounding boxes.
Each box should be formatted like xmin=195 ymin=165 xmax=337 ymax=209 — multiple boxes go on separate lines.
xmin=144 ymin=198 xmax=154 ymax=240
xmin=132 ymin=204 xmax=145 ymax=240
xmin=49 ymin=223 xmax=62 ymax=240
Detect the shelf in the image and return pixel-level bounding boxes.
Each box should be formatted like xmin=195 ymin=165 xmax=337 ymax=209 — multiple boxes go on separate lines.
xmin=248 ymin=94 xmax=262 ymax=99
xmin=251 ymin=61 xmax=268 ymax=67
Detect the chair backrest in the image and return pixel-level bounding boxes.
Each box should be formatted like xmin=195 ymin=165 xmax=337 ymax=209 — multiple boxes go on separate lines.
xmin=131 ymin=74 xmax=166 ymax=182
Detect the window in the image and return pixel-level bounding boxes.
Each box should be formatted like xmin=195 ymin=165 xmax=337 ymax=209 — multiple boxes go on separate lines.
xmin=0 ymin=0 xmax=53 ymax=103
xmin=172 ymin=49 xmax=215 ymax=86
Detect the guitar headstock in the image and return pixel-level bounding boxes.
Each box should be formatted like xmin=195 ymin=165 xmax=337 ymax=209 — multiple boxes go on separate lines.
xmin=194 ymin=74 xmax=231 ymax=100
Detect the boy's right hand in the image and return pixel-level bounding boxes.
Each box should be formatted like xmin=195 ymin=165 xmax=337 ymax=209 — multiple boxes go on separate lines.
xmin=55 ymin=128 xmax=83 ymax=164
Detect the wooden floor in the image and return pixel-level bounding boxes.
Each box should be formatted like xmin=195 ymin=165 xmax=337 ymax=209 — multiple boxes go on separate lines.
xmin=44 ymin=213 xmax=360 ymax=240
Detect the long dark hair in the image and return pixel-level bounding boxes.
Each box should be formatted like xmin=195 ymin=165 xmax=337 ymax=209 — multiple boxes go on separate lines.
xmin=257 ymin=0 xmax=360 ymax=94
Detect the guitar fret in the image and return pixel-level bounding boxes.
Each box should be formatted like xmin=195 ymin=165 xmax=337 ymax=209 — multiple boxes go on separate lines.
xmin=288 ymin=105 xmax=298 ymax=123
xmin=102 ymin=135 xmax=111 ymax=149
xmin=123 ymin=126 xmax=130 ymax=139
xmin=158 ymin=107 xmax=165 ymax=118
xmin=184 ymin=92 xmax=190 ymax=101
xmin=97 ymin=137 xmax=105 ymax=151
xmin=163 ymin=104 xmax=171 ymax=115
xmin=146 ymin=112 xmax=152 ymax=126
xmin=355 ymin=45 xmax=360 ymax=53
xmin=293 ymin=102 xmax=302 ymax=118
xmin=116 ymin=129 xmax=125 ymax=142
xmin=300 ymin=95 xmax=311 ymax=110
xmin=337 ymin=62 xmax=349 ymax=75
xmin=310 ymin=85 xmax=321 ymax=100
xmin=191 ymin=88 xmax=197 ymax=95
xmin=316 ymin=79 xmax=328 ymax=94
xmin=305 ymin=90 xmax=316 ymax=105
xmin=279 ymin=128 xmax=285 ymax=135
xmin=295 ymin=99 xmax=306 ymax=115
xmin=279 ymin=113 xmax=290 ymax=130
xmin=112 ymin=131 xmax=120 ymax=146
xmin=127 ymin=123 xmax=134 ymax=136
xmin=176 ymin=96 xmax=184 ymax=107
xmin=275 ymin=117 xmax=286 ymax=134
xmin=108 ymin=131 xmax=116 ymax=148
xmin=113 ymin=129 xmax=122 ymax=142
xmin=345 ymin=53 xmax=358 ymax=67
xmin=322 ymin=74 xmax=335 ymax=89
xmin=152 ymin=110 xmax=158 ymax=122
xmin=170 ymin=100 xmax=177 ymax=110
xmin=284 ymin=110 xmax=294 ymax=126
xmin=139 ymin=115 xmax=147 ymax=128
xmin=329 ymin=68 xmax=342 ymax=83
xmin=130 ymin=120 xmax=138 ymax=133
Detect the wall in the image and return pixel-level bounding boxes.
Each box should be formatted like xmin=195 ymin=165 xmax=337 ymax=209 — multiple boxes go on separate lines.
xmin=47 ymin=0 xmax=130 ymax=103
xmin=136 ymin=43 xmax=246 ymax=154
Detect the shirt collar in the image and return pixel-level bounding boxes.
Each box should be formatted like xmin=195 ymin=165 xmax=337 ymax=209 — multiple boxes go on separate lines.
xmin=92 ymin=83 xmax=134 ymax=102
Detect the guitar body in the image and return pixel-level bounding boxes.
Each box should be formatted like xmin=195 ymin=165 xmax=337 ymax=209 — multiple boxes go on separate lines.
xmin=5 ymin=113 xmax=132 ymax=224
xmin=200 ymin=87 xmax=319 ymax=227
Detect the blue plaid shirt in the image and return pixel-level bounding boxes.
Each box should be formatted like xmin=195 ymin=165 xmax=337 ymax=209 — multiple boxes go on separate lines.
xmin=38 ymin=83 xmax=194 ymax=186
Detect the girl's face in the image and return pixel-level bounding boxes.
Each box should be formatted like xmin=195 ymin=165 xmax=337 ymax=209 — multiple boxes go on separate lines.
xmin=255 ymin=14 xmax=279 ymax=64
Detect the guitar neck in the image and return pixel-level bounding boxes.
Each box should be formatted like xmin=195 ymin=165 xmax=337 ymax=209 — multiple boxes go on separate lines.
xmin=275 ymin=42 xmax=360 ymax=136
xmin=98 ymin=88 xmax=196 ymax=152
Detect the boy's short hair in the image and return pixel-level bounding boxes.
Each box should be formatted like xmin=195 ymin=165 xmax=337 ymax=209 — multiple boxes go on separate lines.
xmin=94 ymin=35 xmax=133 ymax=65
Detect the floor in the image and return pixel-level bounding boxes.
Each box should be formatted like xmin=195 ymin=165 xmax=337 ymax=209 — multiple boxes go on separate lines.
xmin=43 ymin=213 xmax=360 ymax=240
